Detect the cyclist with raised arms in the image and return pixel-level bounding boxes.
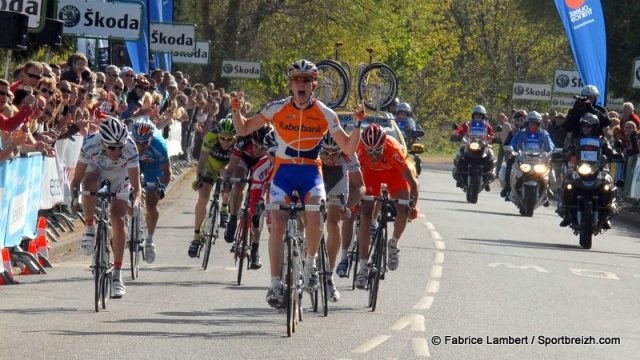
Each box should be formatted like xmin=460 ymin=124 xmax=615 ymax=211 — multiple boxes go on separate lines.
xmin=188 ymin=116 xmax=236 ymax=258
xmin=319 ymin=133 xmax=365 ymax=302
xmin=70 ymin=116 xmax=142 ymax=298
xmin=224 ymin=124 xmax=272 ymax=245
xmin=130 ymin=118 xmax=172 ymax=263
xmin=231 ymin=59 xmax=363 ymax=308
xmin=354 ymin=123 xmax=418 ymax=289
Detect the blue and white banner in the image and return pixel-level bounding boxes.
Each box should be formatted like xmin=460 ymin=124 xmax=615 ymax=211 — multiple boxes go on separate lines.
xmin=554 ymin=0 xmax=608 ymax=105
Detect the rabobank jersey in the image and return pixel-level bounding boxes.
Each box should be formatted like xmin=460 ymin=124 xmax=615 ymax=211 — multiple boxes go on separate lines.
xmin=79 ymin=132 xmax=139 ymax=171
xmin=138 ymin=132 xmax=169 ymax=171
xmin=258 ymin=97 xmax=341 ymax=165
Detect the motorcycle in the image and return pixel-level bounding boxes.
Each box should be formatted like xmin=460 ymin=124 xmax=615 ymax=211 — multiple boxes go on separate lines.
xmin=560 ymin=136 xmax=623 ymax=249
xmin=408 ymin=124 xmax=425 ymax=176
xmin=451 ymin=121 xmax=500 ymax=204
xmin=503 ymin=144 xmax=551 ymax=217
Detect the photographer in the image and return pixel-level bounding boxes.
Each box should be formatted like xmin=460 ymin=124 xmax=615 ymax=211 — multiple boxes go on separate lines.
xmin=563 ymin=85 xmax=610 ymax=142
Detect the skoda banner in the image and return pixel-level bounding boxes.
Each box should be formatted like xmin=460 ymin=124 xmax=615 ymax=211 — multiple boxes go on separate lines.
xmin=0 ymin=0 xmax=45 ymax=30
xmin=554 ymin=69 xmax=583 ymax=94
xmin=632 ymin=58 xmax=640 ymax=89
xmin=221 ymin=60 xmax=261 ymax=79
xmin=551 ymin=95 xmax=575 ymax=109
xmin=512 ymin=82 xmax=552 ymax=101
xmin=57 ymin=0 xmax=143 ymax=41
xmin=149 ymin=22 xmax=196 ymax=53
xmin=554 ymin=0 xmax=607 ymax=105
xmin=173 ymin=41 xmax=210 ymax=65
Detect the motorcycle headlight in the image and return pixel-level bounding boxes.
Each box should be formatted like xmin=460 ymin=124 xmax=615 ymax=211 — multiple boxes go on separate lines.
xmin=533 ymin=164 xmax=548 ymax=174
xmin=519 ymin=163 xmax=532 ymax=173
xmin=469 ymin=142 xmax=481 ymax=151
xmin=577 ymin=163 xmax=595 ymax=176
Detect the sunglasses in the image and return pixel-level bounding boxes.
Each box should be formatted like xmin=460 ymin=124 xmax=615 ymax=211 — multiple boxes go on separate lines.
xmin=106 ymin=145 xmax=123 ymax=151
xmin=365 ymin=147 xmax=384 ymax=155
xmin=136 ymin=86 xmax=149 ymax=91
xmin=107 ymin=72 xmax=118 ymax=77
xmin=43 ymin=108 xmax=53 ymax=117
xmin=125 ymin=74 xmax=135 ymax=78
xmin=0 ymin=90 xmax=8 ymax=97
xmin=320 ymin=148 xmax=341 ymax=156
xmin=60 ymin=88 xmax=72 ymax=94
xmin=40 ymin=88 xmax=54 ymax=95
xmin=97 ymin=79 xmax=105 ymax=84
xmin=219 ymin=136 xmax=235 ymax=142
xmin=291 ymin=76 xmax=313 ymax=83
xmin=27 ymin=73 xmax=42 ymax=80
xmin=114 ymin=86 xmax=124 ymax=91
xmin=42 ymin=73 xmax=52 ymax=78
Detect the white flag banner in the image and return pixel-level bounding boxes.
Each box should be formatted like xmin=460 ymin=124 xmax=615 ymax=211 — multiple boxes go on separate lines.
xmin=55 ymin=135 xmax=84 ymax=205
xmin=39 ymin=156 xmax=65 ymax=209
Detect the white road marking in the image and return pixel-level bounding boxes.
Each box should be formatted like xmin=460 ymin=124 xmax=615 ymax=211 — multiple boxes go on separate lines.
xmin=224 ymin=267 xmax=237 ymax=271
xmin=426 ymin=280 xmax=440 ymax=294
xmin=391 ymin=314 xmax=425 ymax=332
xmin=487 ymin=262 xmax=548 ymax=273
xmin=430 ymin=231 xmax=442 ymax=240
xmin=413 ymin=295 xmax=434 ymax=310
xmin=430 ymin=265 xmax=443 ymax=279
xmin=351 ymin=335 xmax=392 ymax=353
xmin=634 ymin=275 xmax=640 ymax=278
xmin=418 ymin=213 xmax=426 ymax=219
xmin=570 ymin=268 xmax=619 ymax=280
xmin=434 ymin=241 xmax=445 ymax=250
xmin=412 ymin=337 xmax=431 ymax=358
xmin=433 ymin=252 xmax=444 ymax=264
xmin=426 ymin=222 xmax=435 ymax=231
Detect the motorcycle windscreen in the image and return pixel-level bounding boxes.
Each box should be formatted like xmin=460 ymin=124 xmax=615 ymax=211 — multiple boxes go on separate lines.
xmin=524 ymin=132 xmax=543 ymax=154
xmin=578 ymin=136 xmax=601 ymax=163
xmin=469 ymin=120 xmax=487 ymax=138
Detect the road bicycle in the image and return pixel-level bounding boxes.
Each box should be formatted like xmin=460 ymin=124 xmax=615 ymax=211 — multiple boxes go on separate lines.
xmin=229 ymin=177 xmax=251 ymax=285
xmin=201 ymin=177 xmax=224 ymax=270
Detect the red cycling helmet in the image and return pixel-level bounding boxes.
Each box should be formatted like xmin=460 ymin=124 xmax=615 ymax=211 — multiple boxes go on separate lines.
xmin=362 ymin=123 xmax=386 ymax=149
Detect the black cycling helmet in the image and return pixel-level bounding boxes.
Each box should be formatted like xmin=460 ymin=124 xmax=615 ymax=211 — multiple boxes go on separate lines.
xmin=579 ymin=113 xmax=599 ymax=133
xmin=252 ymin=124 xmax=272 ymax=144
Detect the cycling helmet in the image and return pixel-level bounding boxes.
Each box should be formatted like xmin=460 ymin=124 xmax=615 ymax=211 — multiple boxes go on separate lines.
xmin=397 ymin=102 xmax=412 ymax=114
xmin=263 ymin=129 xmax=277 ymax=151
xmin=218 ymin=115 xmax=235 ymax=135
xmin=252 ymin=124 xmax=272 ymax=144
xmin=321 ymin=132 xmax=339 ymax=149
xmin=526 ymin=111 xmax=542 ymax=125
xmin=581 ymin=85 xmax=600 ymax=98
xmin=579 ymin=113 xmax=599 ymax=131
xmin=130 ymin=117 xmax=155 ymax=143
xmin=99 ymin=116 xmax=128 ymax=146
xmin=287 ymin=59 xmax=318 ymax=79
xmin=362 ymin=123 xmax=386 ymax=149
xmin=471 ymin=104 xmax=487 ymax=118
xmin=512 ymin=110 xmax=527 ymax=119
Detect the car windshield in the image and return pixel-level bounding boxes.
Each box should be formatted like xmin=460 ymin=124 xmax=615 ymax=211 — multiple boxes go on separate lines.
xmin=339 ymin=113 xmax=403 ymax=145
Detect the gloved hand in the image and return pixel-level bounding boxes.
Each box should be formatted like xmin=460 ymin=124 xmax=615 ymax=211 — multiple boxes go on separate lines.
xmin=158 ymin=184 xmax=166 ymax=199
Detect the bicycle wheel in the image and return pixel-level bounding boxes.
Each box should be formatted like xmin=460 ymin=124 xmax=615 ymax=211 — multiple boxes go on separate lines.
xmin=236 ymin=214 xmax=249 ymax=285
xmin=94 ymin=226 xmax=102 ymax=313
xmin=357 ymin=62 xmax=398 ymax=111
xmin=349 ymin=216 xmax=360 ymax=290
xmin=314 ymin=60 xmax=349 ymax=109
xmin=285 ymin=239 xmax=295 ymax=337
xmin=370 ymin=226 xmax=386 ymax=312
xmin=320 ymin=237 xmax=329 ymax=317
xmin=128 ymin=216 xmax=138 ymax=280
xmin=202 ymin=204 xmax=219 ymax=270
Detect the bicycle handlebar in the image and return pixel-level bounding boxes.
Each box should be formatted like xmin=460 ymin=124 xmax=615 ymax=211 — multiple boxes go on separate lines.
xmin=266 ymin=203 xmax=323 ymax=212
xmin=79 ymin=190 xmax=131 ymax=201
xmin=362 ymin=195 xmax=411 ymax=206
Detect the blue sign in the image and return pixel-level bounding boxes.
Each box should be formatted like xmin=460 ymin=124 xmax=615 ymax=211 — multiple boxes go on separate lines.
xmin=554 ymin=0 xmax=608 ymax=105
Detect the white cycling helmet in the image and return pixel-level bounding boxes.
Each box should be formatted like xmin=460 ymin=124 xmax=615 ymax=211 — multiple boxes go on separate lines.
xmin=526 ymin=111 xmax=542 ymax=125
xmin=472 ymin=105 xmax=487 ymax=118
xmin=99 ymin=116 xmax=128 ymax=146
xmin=397 ymin=102 xmax=412 ymax=114
xmin=581 ymin=85 xmax=600 ymax=98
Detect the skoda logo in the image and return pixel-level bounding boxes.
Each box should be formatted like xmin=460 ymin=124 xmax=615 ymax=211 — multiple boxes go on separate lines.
xmin=59 ymin=5 xmax=81 ymax=27
xmin=514 ymin=85 xmax=524 ymax=96
xmin=556 ymin=74 xmax=570 ymax=88
xmin=635 ymin=66 xmax=640 ymax=82
xmin=223 ymin=64 xmax=233 ymax=74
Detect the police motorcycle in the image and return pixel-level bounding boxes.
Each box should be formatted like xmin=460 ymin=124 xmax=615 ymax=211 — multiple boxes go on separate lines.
xmin=560 ymin=135 xmax=623 ymax=249
xmin=451 ymin=120 xmax=501 ymax=204
xmin=502 ymin=138 xmax=552 ymax=217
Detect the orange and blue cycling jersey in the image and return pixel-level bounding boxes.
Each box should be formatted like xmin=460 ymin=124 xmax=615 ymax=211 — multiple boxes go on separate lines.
xmin=258 ymin=97 xmax=341 ymax=202
xmin=357 ymin=136 xmax=410 ymax=198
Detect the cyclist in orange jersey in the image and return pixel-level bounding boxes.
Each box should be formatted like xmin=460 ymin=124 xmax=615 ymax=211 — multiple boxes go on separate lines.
xmin=232 ymin=59 xmax=363 ymax=308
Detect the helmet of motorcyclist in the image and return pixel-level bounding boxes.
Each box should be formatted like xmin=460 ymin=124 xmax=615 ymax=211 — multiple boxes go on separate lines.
xmin=362 ymin=123 xmax=386 ymax=151
xmin=99 ymin=116 xmax=128 ymax=146
xmin=130 ymin=117 xmax=156 ymax=143
xmin=287 ymin=59 xmax=318 ymax=80
xmin=397 ymin=102 xmax=412 ymax=115
xmin=580 ymin=85 xmax=600 ymax=99
xmin=579 ymin=113 xmax=599 ymax=136
xmin=526 ymin=111 xmax=542 ymax=132
xmin=471 ymin=105 xmax=487 ymax=119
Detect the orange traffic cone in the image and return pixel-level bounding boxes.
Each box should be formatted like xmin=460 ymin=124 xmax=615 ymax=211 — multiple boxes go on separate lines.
xmin=20 ymin=240 xmax=39 ymax=275
xmin=0 ymin=248 xmax=17 ymax=285
xmin=35 ymin=217 xmax=51 ymax=267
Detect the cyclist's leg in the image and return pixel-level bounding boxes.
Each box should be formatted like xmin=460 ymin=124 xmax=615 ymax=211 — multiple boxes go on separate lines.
xmin=108 ymin=175 xmax=131 ymax=296
xmin=80 ymin=170 xmax=99 ymax=255
xmin=145 ymin=190 xmax=160 ymax=236
xmin=226 ymin=160 xmax=248 ymax=242
xmin=194 ymin=182 xmax=213 ymax=235
xmin=326 ymin=205 xmax=342 ymax=270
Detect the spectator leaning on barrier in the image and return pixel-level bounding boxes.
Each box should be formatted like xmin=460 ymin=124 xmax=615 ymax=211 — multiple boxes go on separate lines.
xmin=60 ymin=52 xmax=88 ymax=85
xmin=621 ymin=102 xmax=640 ymax=128
xmin=11 ymin=61 xmax=43 ymax=92
xmin=622 ymin=121 xmax=639 ymax=156
xmin=104 ymin=65 xmax=120 ymax=91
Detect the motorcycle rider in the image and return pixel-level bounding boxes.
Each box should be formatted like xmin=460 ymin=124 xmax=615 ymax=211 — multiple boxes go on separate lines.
xmin=500 ymin=111 xmax=555 ymax=199
xmin=395 ymin=102 xmax=417 ymax=146
xmin=452 ymin=104 xmax=496 ymax=190
xmin=563 ymin=85 xmax=610 ymax=141
xmin=557 ymin=113 xmax=619 ymax=229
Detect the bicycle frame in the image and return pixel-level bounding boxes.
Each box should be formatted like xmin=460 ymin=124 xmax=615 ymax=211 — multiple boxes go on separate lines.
xmin=201 ymin=177 xmax=224 ymax=270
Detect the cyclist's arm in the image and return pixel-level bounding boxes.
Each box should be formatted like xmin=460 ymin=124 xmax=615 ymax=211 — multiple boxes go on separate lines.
xmin=128 ymin=166 xmax=142 ymax=206
xmin=401 ymin=167 xmax=419 ymax=207
xmin=70 ymin=161 xmax=88 ymax=190
xmin=346 ymin=170 xmax=365 ymax=209
xmin=196 ymin=148 xmax=208 ymax=176
xmin=331 ymin=127 xmax=361 ymax=156
xmin=160 ymin=162 xmax=171 ymax=186
xmin=226 ymin=153 xmax=241 ymax=176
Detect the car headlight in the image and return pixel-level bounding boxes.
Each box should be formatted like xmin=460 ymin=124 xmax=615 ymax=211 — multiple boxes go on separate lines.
xmin=519 ymin=163 xmax=532 ymax=173
xmin=533 ymin=164 xmax=548 ymax=174
xmin=577 ymin=163 xmax=595 ymax=176
xmin=469 ymin=142 xmax=480 ymax=151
